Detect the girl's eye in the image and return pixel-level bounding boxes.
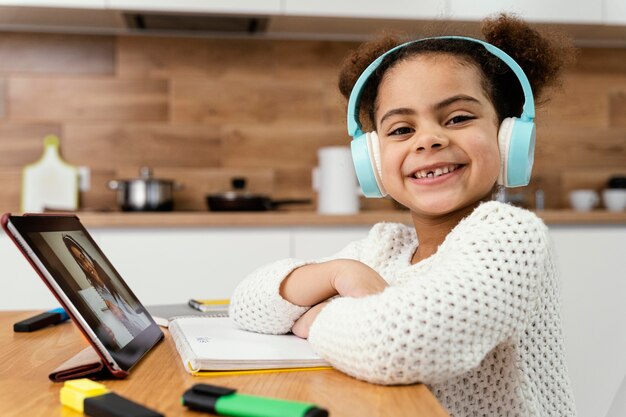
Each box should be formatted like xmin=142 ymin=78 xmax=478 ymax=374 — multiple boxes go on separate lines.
xmin=388 ymin=126 xmax=414 ymax=136
xmin=447 ymin=115 xmax=475 ymax=125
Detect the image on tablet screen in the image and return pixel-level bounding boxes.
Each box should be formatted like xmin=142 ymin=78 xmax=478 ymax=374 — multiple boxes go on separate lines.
xmin=34 ymin=231 xmax=151 ymax=349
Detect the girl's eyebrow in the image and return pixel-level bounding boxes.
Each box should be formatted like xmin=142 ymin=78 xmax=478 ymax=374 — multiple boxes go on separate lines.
xmin=435 ymin=94 xmax=481 ymax=110
xmin=378 ymin=94 xmax=481 ymax=127
xmin=379 ymin=108 xmax=416 ymax=127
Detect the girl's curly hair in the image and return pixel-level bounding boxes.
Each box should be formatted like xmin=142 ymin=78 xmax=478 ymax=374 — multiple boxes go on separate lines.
xmin=338 ymin=14 xmax=576 ymax=131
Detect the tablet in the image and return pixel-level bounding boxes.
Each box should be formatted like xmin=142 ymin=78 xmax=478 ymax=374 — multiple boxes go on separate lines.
xmin=2 ymin=213 xmax=163 ymax=378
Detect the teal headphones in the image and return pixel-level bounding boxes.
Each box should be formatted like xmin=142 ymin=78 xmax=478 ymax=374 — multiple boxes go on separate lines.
xmin=347 ymin=36 xmax=536 ymax=198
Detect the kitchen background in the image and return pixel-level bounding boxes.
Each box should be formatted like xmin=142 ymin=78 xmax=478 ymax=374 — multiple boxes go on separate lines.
xmin=0 ymin=29 xmax=624 ymax=213
xmin=0 ymin=5 xmax=625 ymax=417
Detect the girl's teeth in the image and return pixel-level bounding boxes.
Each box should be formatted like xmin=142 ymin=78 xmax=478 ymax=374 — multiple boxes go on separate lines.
xmin=414 ymin=164 xmax=458 ymax=179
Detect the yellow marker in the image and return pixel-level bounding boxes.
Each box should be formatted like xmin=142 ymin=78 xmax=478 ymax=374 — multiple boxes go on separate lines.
xmin=60 ymin=379 xmax=109 ymax=413
xmin=60 ymin=378 xmax=163 ymax=416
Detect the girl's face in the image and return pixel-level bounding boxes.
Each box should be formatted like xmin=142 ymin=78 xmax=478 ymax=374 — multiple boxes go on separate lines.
xmin=375 ymin=54 xmax=501 ymax=218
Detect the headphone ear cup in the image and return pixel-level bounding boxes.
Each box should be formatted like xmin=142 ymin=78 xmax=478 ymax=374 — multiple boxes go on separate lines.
xmin=497 ymin=117 xmax=536 ymax=187
xmin=368 ymin=132 xmax=387 ymax=196
xmin=350 ymin=132 xmax=386 ymax=198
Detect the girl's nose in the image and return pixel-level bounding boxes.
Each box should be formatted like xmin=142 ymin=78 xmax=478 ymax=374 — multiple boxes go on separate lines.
xmin=413 ymin=130 xmax=449 ymax=152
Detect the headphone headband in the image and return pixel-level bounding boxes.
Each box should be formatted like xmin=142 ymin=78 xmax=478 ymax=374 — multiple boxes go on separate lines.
xmin=346 ymin=36 xmax=535 ymax=137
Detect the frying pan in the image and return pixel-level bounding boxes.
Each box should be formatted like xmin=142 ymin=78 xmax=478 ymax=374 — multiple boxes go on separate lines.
xmin=207 ymin=177 xmax=311 ymax=211
xmin=206 ymin=193 xmax=311 ymax=211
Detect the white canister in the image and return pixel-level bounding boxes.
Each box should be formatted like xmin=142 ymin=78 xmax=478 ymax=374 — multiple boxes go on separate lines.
xmin=313 ymin=146 xmax=360 ymax=215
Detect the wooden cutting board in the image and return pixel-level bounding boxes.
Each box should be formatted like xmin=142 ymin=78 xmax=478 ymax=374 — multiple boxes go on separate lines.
xmin=21 ymin=135 xmax=79 ymax=212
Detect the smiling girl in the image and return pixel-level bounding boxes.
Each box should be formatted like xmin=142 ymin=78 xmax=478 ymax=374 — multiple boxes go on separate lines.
xmin=230 ymin=14 xmax=576 ymax=416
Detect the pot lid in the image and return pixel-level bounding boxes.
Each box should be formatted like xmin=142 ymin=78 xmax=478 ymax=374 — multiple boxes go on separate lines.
xmin=209 ymin=177 xmax=267 ymax=200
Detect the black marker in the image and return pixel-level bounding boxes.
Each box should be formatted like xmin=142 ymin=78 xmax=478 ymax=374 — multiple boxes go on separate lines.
xmin=13 ymin=307 xmax=69 ymax=332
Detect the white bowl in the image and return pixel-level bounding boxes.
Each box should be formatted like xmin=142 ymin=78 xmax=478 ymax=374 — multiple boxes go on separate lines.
xmin=569 ymin=189 xmax=599 ymax=212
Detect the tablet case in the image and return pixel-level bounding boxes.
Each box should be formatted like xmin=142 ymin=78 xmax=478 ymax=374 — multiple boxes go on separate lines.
xmin=1 ymin=212 xmax=129 ymax=380
xmin=49 ymin=346 xmax=118 ymax=382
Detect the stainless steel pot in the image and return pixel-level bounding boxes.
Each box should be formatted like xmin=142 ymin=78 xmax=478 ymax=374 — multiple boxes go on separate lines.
xmin=108 ymin=167 xmax=182 ymax=211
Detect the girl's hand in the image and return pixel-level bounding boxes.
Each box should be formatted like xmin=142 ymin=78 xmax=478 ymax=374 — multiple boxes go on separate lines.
xmin=292 ymin=302 xmax=328 ymax=339
xmin=330 ymin=259 xmax=388 ymax=298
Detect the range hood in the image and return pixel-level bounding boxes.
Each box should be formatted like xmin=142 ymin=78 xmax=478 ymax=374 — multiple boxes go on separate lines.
xmin=0 ymin=5 xmax=452 ymax=41
xmin=124 ymin=13 xmax=269 ymax=35
xmin=0 ymin=4 xmax=625 ymax=46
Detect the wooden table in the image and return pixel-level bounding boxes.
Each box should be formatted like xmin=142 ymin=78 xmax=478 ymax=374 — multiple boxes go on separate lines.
xmin=0 ymin=311 xmax=450 ymax=417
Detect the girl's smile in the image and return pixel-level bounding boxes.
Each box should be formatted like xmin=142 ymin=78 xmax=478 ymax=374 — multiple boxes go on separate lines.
xmin=375 ymin=54 xmax=501 ymax=218
xmin=407 ymin=162 xmax=465 ymax=184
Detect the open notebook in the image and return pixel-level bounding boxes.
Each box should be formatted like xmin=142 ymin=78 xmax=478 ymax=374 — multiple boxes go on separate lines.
xmin=169 ymin=316 xmax=331 ymax=376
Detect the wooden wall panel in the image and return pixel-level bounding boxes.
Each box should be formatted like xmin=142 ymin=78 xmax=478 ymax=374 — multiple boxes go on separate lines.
xmin=0 ymin=78 xmax=5 ymax=120
xmin=575 ymin=48 xmax=626 ymax=74
xmin=0 ymin=123 xmax=63 ymax=166
xmin=118 ymin=37 xmax=277 ymax=81
xmin=62 ymin=123 xmax=222 ymax=169
xmin=0 ymin=31 xmax=624 ymax=212
xmin=610 ymin=92 xmax=626 ymax=127
xmin=0 ymin=32 xmax=114 ymax=75
xmin=0 ymin=168 xmax=22 ymax=212
xmin=534 ymin=127 xmax=626 ymax=169
xmin=171 ymin=78 xmax=327 ymax=125
xmin=271 ymin=40 xmax=353 ymax=81
xmin=220 ymin=124 xmax=348 ymax=169
xmin=539 ymin=73 xmax=617 ymax=128
xmin=8 ymin=78 xmax=168 ymax=122
xmin=117 ymin=37 xmax=214 ymax=79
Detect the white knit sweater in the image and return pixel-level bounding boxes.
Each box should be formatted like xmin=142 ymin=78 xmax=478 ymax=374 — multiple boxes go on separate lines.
xmin=230 ymin=201 xmax=577 ymax=417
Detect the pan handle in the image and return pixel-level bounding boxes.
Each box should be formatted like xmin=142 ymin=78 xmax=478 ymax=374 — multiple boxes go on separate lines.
xmin=270 ymin=199 xmax=312 ymax=207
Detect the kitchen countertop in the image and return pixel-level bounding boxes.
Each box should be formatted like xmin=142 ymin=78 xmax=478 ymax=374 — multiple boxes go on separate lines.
xmin=72 ymin=210 xmax=626 ymax=228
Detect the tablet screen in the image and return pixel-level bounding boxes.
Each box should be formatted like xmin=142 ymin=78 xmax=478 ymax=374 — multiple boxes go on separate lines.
xmin=7 ymin=215 xmax=162 ymax=372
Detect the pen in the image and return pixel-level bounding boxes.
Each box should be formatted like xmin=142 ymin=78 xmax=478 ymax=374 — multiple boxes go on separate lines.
xmin=182 ymin=383 xmax=329 ymax=417
xmin=13 ymin=307 xmax=70 ymax=332
xmin=188 ymin=299 xmax=230 ymax=312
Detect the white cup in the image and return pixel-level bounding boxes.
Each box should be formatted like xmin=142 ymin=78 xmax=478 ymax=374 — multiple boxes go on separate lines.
xmin=569 ymin=189 xmax=599 ymax=212
xmin=602 ymin=189 xmax=626 ymax=212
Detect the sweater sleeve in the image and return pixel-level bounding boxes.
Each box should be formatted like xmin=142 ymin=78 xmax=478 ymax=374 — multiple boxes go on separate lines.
xmin=229 ymin=236 xmax=368 ymax=335
xmin=307 ymin=202 xmax=547 ymax=385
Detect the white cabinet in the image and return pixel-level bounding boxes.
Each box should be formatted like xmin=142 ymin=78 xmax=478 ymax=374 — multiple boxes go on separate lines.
xmin=94 ymin=228 xmax=291 ymax=304
xmin=604 ymin=0 xmax=626 ymax=25
xmin=447 ymin=0 xmax=603 ymax=24
xmin=283 ymin=0 xmax=448 ymax=20
xmin=106 ymin=0 xmax=281 ymax=15
xmin=0 ymin=228 xmax=291 ymax=309
xmin=0 ymin=232 xmax=58 ymax=309
xmin=291 ymin=227 xmax=369 ymax=259
xmin=550 ymin=226 xmax=626 ymax=417
xmin=0 ymin=0 xmax=104 ymax=7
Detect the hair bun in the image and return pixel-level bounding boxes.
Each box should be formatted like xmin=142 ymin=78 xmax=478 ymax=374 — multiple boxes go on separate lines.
xmin=481 ymin=13 xmax=575 ymax=102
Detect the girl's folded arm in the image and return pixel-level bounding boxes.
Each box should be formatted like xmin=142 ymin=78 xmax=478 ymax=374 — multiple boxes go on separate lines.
xmin=308 ymin=211 xmax=548 ymax=385
xmin=229 ymin=238 xmax=367 ymax=335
